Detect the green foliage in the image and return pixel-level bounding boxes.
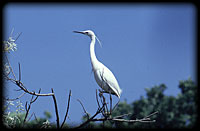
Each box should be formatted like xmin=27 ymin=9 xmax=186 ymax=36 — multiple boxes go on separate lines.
xmin=3 ymin=112 xmax=25 ymax=128
xmin=44 ymin=110 xmax=52 ymax=119
xmin=81 ymin=78 xmax=197 ymax=128
xmin=177 ymin=78 xmax=197 ymax=128
xmin=2 ymin=101 xmax=54 ymax=129
xmin=127 ymin=78 xmax=197 ymax=128
xmin=3 ymin=111 xmax=53 ymax=128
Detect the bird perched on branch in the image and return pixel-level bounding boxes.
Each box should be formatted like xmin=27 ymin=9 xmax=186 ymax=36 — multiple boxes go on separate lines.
xmin=74 ymin=30 xmax=122 ymax=98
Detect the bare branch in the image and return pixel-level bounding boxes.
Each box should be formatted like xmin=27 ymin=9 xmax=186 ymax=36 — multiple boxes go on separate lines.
xmin=112 ymin=99 xmax=120 ymax=112
xmin=144 ymin=111 xmax=159 ymax=119
xmin=16 ymin=80 xmax=54 ymax=96
xmin=30 ymin=89 xmax=41 ymax=103
xmin=113 ymin=113 xmax=132 ymax=119
xmin=15 ymin=32 xmax=22 ymax=41
xmin=75 ymin=89 xmax=158 ymax=128
xmin=4 ymin=60 xmax=54 ymax=97
xmin=5 ymin=92 xmax=26 ymax=101
xmin=61 ymin=90 xmax=72 ymax=128
xmin=91 ymin=111 xmax=158 ymax=123
xmin=23 ymin=103 xmax=31 ymax=123
xmin=18 ymin=62 xmax=21 ymax=82
xmin=51 ymin=88 xmax=60 ymax=129
xmin=77 ymin=99 xmax=90 ymax=119
xmin=23 ymin=89 xmax=41 ymax=124
xmin=3 ymin=51 xmax=159 ymax=128
xmin=74 ymin=103 xmax=106 ymax=129
xmin=33 ymin=112 xmax=38 ymax=122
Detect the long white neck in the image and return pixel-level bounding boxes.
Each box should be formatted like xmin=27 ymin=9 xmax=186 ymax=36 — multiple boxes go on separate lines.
xmin=90 ymin=36 xmax=100 ymax=70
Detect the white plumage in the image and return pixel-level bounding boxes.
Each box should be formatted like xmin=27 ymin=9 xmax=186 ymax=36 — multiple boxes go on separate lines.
xmin=74 ymin=30 xmax=122 ymax=98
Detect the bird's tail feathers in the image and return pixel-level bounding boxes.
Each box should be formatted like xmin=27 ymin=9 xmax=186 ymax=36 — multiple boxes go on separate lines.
xmin=117 ymin=88 xmax=122 ymax=99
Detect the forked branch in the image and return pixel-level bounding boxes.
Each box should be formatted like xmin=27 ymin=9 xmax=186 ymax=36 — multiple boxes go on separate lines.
xmin=74 ymin=90 xmax=159 ymax=128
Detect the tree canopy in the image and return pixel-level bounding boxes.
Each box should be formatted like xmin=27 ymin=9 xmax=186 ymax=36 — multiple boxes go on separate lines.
xmin=80 ymin=78 xmax=197 ymax=128
xmin=110 ymin=78 xmax=197 ymax=128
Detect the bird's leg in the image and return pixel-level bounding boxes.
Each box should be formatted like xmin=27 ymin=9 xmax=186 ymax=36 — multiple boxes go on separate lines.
xmin=102 ymin=94 xmax=109 ymax=117
xmin=109 ymin=92 xmax=112 ymax=117
xmin=98 ymin=89 xmax=107 ymax=117
xmin=98 ymin=89 xmax=103 ymax=98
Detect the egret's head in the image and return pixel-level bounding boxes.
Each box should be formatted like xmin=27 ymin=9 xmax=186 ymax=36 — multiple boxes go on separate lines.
xmin=73 ymin=30 xmax=95 ymax=38
xmin=73 ymin=30 xmax=102 ymax=47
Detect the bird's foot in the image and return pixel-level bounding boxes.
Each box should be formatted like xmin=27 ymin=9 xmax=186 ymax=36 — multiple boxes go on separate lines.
xmin=98 ymin=89 xmax=103 ymax=97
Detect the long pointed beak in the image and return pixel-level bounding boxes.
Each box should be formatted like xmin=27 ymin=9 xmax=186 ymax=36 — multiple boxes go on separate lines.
xmin=73 ymin=31 xmax=85 ymax=34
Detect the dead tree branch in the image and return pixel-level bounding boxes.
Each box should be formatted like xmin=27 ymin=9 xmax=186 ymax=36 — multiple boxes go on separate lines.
xmin=74 ymin=103 xmax=106 ymax=129
xmin=3 ymin=34 xmax=73 ymax=129
xmin=3 ymin=61 xmax=54 ymax=97
xmin=5 ymin=92 xmax=26 ymax=101
xmin=61 ymin=90 xmax=72 ymax=128
xmin=3 ymin=58 xmax=74 ymax=129
xmin=91 ymin=111 xmax=159 ymax=123
xmin=23 ymin=89 xmax=41 ymax=124
xmin=77 ymin=99 xmax=90 ymax=120
xmin=51 ymin=88 xmax=60 ymax=129
xmin=74 ymin=89 xmax=159 ymax=128
xmin=3 ymin=48 xmax=158 ymax=129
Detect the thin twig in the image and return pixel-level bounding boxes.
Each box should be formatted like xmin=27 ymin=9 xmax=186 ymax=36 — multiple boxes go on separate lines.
xmin=91 ymin=111 xmax=158 ymax=123
xmin=24 ymin=101 xmax=31 ymax=123
xmin=5 ymin=92 xmax=26 ymax=101
xmin=23 ymin=89 xmax=40 ymax=124
xmin=77 ymin=99 xmax=90 ymax=119
xmin=144 ymin=111 xmax=159 ymax=119
xmin=4 ymin=62 xmax=54 ymax=96
xmin=75 ymin=89 xmax=158 ymax=128
xmin=74 ymin=103 xmax=106 ymax=129
xmin=33 ymin=112 xmax=38 ymax=122
xmin=91 ymin=118 xmax=156 ymax=123
xmin=51 ymin=88 xmax=60 ymax=129
xmin=15 ymin=64 xmax=53 ymax=96
xmin=15 ymin=32 xmax=22 ymax=41
xmin=27 ymin=112 xmax=34 ymax=122
xmin=31 ymin=89 xmax=41 ymax=103
xmin=61 ymin=90 xmax=72 ymax=128
xmin=112 ymin=99 xmax=120 ymax=112
xmin=113 ymin=113 xmax=132 ymax=119
xmin=18 ymin=62 xmax=21 ymax=82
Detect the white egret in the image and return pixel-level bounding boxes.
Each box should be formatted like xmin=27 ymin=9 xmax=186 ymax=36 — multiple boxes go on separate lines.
xmin=74 ymin=30 xmax=122 ymax=98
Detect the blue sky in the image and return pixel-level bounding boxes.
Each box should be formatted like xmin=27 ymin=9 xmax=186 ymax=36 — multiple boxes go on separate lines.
xmin=3 ymin=3 xmax=196 ymax=125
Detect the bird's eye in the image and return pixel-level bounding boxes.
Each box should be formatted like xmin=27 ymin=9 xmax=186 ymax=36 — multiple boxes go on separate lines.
xmin=85 ymin=32 xmax=89 ymax=34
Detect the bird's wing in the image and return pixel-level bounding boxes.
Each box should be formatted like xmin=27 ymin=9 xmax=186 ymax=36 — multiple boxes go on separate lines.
xmin=100 ymin=64 xmax=122 ymax=98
